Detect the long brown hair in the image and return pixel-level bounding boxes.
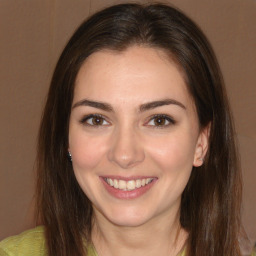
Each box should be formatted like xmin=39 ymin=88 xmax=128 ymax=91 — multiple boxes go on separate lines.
xmin=36 ymin=3 xmax=242 ymax=256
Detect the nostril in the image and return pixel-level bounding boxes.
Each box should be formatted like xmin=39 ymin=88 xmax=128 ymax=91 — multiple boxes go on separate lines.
xmin=107 ymin=129 xmax=145 ymax=168
xmin=107 ymin=146 xmax=145 ymax=169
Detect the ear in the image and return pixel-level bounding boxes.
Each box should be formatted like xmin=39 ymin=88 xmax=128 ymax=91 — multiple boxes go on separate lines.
xmin=193 ymin=123 xmax=211 ymax=167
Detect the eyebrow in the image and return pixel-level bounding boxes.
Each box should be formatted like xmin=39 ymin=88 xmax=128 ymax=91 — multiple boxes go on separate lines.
xmin=72 ymin=98 xmax=186 ymax=112
xmin=139 ymin=99 xmax=186 ymax=112
xmin=72 ymin=99 xmax=114 ymax=112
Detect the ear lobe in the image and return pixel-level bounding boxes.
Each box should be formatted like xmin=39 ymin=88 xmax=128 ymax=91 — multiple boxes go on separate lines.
xmin=193 ymin=123 xmax=210 ymax=167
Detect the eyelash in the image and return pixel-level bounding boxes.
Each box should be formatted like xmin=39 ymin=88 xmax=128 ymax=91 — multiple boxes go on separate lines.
xmin=79 ymin=114 xmax=176 ymax=128
xmin=146 ymin=114 xmax=176 ymax=128
xmin=80 ymin=114 xmax=110 ymax=127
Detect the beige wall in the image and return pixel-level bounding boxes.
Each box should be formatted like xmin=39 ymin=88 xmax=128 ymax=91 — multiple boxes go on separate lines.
xmin=1 ymin=0 xmax=255 ymax=248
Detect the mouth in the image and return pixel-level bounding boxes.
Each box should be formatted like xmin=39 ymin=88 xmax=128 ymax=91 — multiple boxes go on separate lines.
xmin=103 ymin=177 xmax=155 ymax=191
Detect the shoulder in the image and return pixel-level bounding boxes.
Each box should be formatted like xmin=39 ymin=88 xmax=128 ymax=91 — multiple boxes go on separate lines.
xmin=177 ymin=247 xmax=186 ymax=256
xmin=180 ymin=249 xmax=186 ymax=256
xmin=0 ymin=226 xmax=46 ymax=256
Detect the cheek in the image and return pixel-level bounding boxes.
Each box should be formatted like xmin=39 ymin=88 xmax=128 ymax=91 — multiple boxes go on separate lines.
xmin=145 ymin=133 xmax=196 ymax=171
xmin=69 ymin=132 xmax=108 ymax=170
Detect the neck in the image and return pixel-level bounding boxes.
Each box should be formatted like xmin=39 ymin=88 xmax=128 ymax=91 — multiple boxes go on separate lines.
xmin=91 ymin=209 xmax=187 ymax=256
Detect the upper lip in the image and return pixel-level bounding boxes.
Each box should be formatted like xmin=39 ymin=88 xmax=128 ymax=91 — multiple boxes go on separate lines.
xmin=100 ymin=175 xmax=157 ymax=181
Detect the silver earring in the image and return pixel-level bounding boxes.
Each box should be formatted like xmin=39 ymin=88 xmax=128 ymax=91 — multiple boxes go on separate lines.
xmin=68 ymin=151 xmax=72 ymax=162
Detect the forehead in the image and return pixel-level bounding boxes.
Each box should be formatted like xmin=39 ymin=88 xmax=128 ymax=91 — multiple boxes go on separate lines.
xmin=74 ymin=46 xmax=193 ymax=108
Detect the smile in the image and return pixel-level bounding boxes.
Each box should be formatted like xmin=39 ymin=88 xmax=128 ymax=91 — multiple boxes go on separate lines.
xmin=104 ymin=178 xmax=154 ymax=191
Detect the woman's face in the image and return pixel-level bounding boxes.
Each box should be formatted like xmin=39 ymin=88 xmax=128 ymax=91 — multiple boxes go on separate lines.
xmin=69 ymin=46 xmax=208 ymax=227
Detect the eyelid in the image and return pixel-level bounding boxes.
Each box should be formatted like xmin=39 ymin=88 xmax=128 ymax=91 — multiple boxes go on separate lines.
xmin=79 ymin=113 xmax=175 ymax=128
xmin=145 ymin=114 xmax=176 ymax=127
xmin=79 ymin=114 xmax=111 ymax=126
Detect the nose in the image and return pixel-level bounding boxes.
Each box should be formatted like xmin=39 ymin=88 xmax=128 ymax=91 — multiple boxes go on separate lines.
xmin=107 ymin=126 xmax=145 ymax=169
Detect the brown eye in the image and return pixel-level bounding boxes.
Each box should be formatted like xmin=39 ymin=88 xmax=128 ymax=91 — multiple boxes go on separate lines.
xmin=81 ymin=114 xmax=109 ymax=126
xmin=147 ymin=115 xmax=175 ymax=127
xmin=154 ymin=117 xmax=167 ymax=126
xmin=91 ymin=116 xmax=104 ymax=125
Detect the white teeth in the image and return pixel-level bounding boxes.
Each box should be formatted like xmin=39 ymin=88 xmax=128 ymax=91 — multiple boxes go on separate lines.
xmin=113 ymin=179 xmax=118 ymax=188
xmin=146 ymin=178 xmax=154 ymax=184
xmin=136 ymin=179 xmax=141 ymax=188
xmin=146 ymin=178 xmax=151 ymax=184
xmin=105 ymin=178 xmax=154 ymax=191
xmin=118 ymin=180 xmax=126 ymax=190
xmin=127 ymin=180 xmax=135 ymax=190
xmin=107 ymin=178 xmax=114 ymax=186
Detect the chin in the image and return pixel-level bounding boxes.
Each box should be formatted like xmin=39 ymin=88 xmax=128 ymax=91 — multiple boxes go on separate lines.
xmin=96 ymin=204 xmax=153 ymax=228
xmin=108 ymin=214 xmax=150 ymax=228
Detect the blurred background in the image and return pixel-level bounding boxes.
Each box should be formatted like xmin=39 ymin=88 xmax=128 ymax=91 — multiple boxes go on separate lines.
xmin=0 ymin=0 xmax=255 ymax=253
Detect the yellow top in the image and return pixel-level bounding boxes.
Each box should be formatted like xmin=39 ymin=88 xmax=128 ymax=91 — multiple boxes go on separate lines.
xmin=0 ymin=226 xmax=186 ymax=256
xmin=0 ymin=226 xmax=46 ymax=256
xmin=0 ymin=226 xmax=96 ymax=256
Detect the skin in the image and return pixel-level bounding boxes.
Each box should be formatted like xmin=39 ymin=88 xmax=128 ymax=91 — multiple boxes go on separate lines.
xmin=69 ymin=46 xmax=209 ymax=256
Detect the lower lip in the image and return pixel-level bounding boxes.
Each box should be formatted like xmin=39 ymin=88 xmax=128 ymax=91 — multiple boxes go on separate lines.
xmin=101 ymin=178 xmax=157 ymax=200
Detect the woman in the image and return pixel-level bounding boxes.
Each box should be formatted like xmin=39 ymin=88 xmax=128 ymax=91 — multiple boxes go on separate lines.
xmin=0 ymin=2 xmax=245 ymax=256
